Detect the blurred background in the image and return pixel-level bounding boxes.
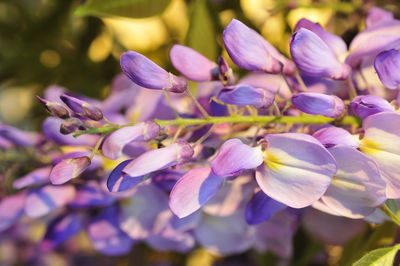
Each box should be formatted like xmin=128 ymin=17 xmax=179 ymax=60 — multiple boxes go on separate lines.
xmin=0 ymin=0 xmax=399 ymax=131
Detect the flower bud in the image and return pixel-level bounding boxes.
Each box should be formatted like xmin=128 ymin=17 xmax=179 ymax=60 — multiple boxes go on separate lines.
xmin=60 ymin=117 xmax=85 ymax=135
xmin=223 ymin=19 xmax=295 ymax=75
xmin=292 ymin=92 xmax=345 ymax=118
xmin=170 ymin=44 xmax=217 ymax=82
xmin=218 ymin=84 xmax=274 ymax=109
xmin=217 ymin=56 xmax=235 ymax=85
xmin=36 ymin=96 xmax=70 ymax=119
xmin=120 ymin=51 xmax=188 ymax=93
xmin=60 ymin=94 xmax=103 ymax=121
xmin=49 ymin=156 xmax=91 ymax=185
xmin=349 ymin=95 xmax=395 ymax=119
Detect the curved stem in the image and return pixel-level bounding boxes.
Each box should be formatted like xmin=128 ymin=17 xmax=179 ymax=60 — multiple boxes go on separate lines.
xmin=381 ymin=204 xmax=400 ymax=227
xmin=73 ymin=115 xmax=360 ymax=137
xmin=346 ymin=76 xmax=357 ymax=99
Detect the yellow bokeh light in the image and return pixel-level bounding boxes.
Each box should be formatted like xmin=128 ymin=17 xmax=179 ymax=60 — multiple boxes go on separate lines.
xmin=88 ymin=27 xmax=113 ymax=62
xmin=40 ymin=49 xmax=61 ymax=68
xmin=103 ymin=16 xmax=168 ymax=52
xmin=287 ymin=7 xmax=333 ymax=29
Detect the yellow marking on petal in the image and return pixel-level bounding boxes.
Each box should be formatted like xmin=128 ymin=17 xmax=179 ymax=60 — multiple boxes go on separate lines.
xmin=359 ymin=139 xmax=381 ymax=155
xmin=264 ymin=151 xmax=284 ymax=171
xmin=103 ymin=156 xmax=128 ymax=172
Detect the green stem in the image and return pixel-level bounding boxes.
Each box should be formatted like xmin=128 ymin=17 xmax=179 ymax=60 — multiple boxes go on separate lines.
xmin=73 ymin=115 xmax=360 ymax=137
xmin=381 ymin=204 xmax=400 ymax=226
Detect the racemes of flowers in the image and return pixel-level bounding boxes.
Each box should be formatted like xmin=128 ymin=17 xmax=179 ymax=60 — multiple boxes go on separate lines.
xmin=2 ymin=6 xmax=400 ymax=259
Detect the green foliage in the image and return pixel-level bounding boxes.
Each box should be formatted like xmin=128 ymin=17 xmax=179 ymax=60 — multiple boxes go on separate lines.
xmin=75 ymin=0 xmax=171 ymax=18
xmin=186 ymin=0 xmax=219 ymax=60
xmin=340 ymin=222 xmax=397 ymax=266
xmin=352 ymin=244 xmax=400 ymax=266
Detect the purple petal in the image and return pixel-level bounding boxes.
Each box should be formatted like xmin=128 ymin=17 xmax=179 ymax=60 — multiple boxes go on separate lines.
xmin=120 ymin=51 xmax=187 ymax=93
xmin=238 ymin=72 xmax=292 ymax=99
xmin=253 ymin=210 xmax=298 ymax=258
xmin=69 ymin=180 xmax=115 ymax=208
xmin=146 ymin=211 xmax=195 ymax=252
xmin=223 ymin=19 xmax=295 ymax=74
xmin=102 ymin=121 xmax=160 ymax=160
xmin=169 ymin=167 xmax=223 ymax=218
xmin=320 ymin=146 xmax=386 ymax=218
xmin=41 ymin=213 xmax=84 ymax=251
xmin=350 ymin=95 xmax=395 ymax=119
xmin=312 ymin=125 xmax=359 ymax=148
xmin=366 ymin=7 xmax=394 ymax=28
xmin=245 ymin=190 xmax=287 ymax=225
xmin=0 ymin=192 xmax=26 ymax=232
xmin=210 ymin=138 xmax=263 ymax=177
xmin=374 ymin=49 xmax=400 ymax=89
xmin=193 ymin=211 xmax=255 ymax=255
xmin=107 ymin=159 xmax=143 ymax=193
xmin=256 ymin=133 xmax=337 ymax=208
xmin=88 ymin=207 xmax=135 ymax=256
xmin=152 ymin=171 xmax=183 ymax=191
xmin=303 ymin=208 xmax=366 ymax=245
xmin=203 ymin=174 xmax=254 ymax=217
xmin=42 ymin=117 xmax=98 ymax=146
xmin=218 ymin=84 xmax=275 ymax=108
xmin=346 ymin=20 xmax=400 ymax=68
xmin=294 ymin=18 xmax=347 ymax=57
xmin=123 ymin=140 xmax=194 ymax=177
xmin=60 ymin=94 xmax=103 ymax=121
xmin=360 ymin=112 xmax=400 ymax=198
xmin=13 ymin=166 xmax=51 ymax=189
xmin=290 ymin=28 xmax=350 ymax=79
xmin=24 ymin=185 xmax=75 ymax=218
xmin=170 ymin=44 xmax=217 ymax=82
xmin=49 ymin=156 xmax=91 ymax=185
xmin=0 ymin=124 xmax=40 ymax=147
xmin=292 ymin=92 xmax=344 ymax=118
xmin=119 ymin=183 xmax=169 ymax=239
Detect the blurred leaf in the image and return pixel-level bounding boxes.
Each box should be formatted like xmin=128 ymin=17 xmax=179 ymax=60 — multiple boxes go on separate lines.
xmin=340 ymin=222 xmax=397 ymax=266
xmin=74 ymin=0 xmax=171 ymax=19
xmin=352 ymin=244 xmax=400 ymax=266
xmin=186 ymin=0 xmax=218 ymax=60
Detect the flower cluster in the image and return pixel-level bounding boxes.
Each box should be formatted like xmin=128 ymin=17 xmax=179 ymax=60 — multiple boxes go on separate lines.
xmin=2 ymin=6 xmax=400 ymax=262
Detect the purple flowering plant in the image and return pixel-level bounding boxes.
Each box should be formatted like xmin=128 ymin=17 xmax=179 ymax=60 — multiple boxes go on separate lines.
xmin=2 ymin=2 xmax=400 ymax=265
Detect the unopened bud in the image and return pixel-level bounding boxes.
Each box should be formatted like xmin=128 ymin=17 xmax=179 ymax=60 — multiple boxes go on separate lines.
xmin=36 ymin=96 xmax=70 ymax=119
xmin=60 ymin=118 xmax=85 ymax=135
xmin=60 ymin=94 xmax=103 ymax=121
xmin=217 ymin=56 xmax=235 ymax=85
xmin=82 ymin=103 xmax=103 ymax=121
